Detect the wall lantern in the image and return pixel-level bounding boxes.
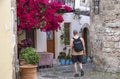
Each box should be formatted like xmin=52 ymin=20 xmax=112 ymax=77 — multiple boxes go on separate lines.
xmin=93 ymin=0 xmax=100 ymax=14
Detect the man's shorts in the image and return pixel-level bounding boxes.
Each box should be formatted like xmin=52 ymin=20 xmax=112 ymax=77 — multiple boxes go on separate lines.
xmin=72 ymin=55 xmax=83 ymax=64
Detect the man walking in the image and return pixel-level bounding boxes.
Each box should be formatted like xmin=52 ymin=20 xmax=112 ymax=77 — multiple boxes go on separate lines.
xmin=70 ymin=30 xmax=86 ymax=77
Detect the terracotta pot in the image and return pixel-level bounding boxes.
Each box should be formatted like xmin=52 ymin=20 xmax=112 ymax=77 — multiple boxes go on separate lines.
xmin=20 ymin=64 xmax=37 ymax=79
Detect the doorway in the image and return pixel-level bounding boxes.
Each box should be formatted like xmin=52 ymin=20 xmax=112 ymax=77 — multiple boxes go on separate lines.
xmin=82 ymin=27 xmax=90 ymax=57
xmin=46 ymin=31 xmax=55 ymax=58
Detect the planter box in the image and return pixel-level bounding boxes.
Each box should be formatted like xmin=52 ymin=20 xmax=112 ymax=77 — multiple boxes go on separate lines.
xmin=38 ymin=52 xmax=53 ymax=67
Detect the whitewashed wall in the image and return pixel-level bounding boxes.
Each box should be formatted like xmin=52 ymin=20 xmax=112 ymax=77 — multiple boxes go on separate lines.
xmin=36 ymin=30 xmax=47 ymax=52
xmin=57 ymin=13 xmax=90 ymax=56
xmin=55 ymin=29 xmax=63 ymax=59
xmin=63 ymin=13 xmax=90 ymax=38
xmin=36 ymin=0 xmax=90 ymax=59
xmin=36 ymin=13 xmax=90 ymax=59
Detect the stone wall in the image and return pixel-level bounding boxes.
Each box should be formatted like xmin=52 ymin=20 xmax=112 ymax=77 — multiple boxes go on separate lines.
xmin=11 ymin=0 xmax=18 ymax=79
xmin=90 ymin=0 xmax=120 ymax=73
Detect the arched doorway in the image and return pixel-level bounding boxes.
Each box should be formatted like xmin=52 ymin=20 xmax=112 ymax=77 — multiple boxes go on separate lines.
xmin=82 ymin=27 xmax=91 ymax=57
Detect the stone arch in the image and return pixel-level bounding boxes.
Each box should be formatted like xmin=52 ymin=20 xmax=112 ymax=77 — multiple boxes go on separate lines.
xmin=81 ymin=23 xmax=91 ymax=57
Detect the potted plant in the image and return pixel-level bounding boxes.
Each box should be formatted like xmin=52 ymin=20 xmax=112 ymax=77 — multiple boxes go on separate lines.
xmin=65 ymin=54 xmax=71 ymax=65
xmin=82 ymin=56 xmax=88 ymax=64
xmin=18 ymin=38 xmax=33 ymax=65
xmin=20 ymin=47 xmax=40 ymax=79
xmin=58 ymin=52 xmax=66 ymax=65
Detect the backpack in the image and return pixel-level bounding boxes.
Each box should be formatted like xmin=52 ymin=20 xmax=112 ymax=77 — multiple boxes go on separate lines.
xmin=73 ymin=37 xmax=83 ymax=52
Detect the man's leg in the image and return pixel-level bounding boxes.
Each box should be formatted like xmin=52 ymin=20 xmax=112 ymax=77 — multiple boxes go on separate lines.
xmin=78 ymin=55 xmax=84 ymax=76
xmin=74 ymin=62 xmax=78 ymax=73
xmin=72 ymin=55 xmax=79 ymax=77
xmin=79 ymin=62 xmax=84 ymax=76
xmin=74 ymin=62 xmax=79 ymax=77
xmin=79 ymin=62 xmax=83 ymax=69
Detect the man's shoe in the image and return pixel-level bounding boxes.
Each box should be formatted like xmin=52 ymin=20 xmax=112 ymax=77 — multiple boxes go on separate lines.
xmin=81 ymin=70 xmax=84 ymax=76
xmin=74 ymin=73 xmax=79 ymax=77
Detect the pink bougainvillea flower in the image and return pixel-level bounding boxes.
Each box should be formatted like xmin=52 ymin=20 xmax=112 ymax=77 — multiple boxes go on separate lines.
xmin=17 ymin=0 xmax=72 ymax=31
xmin=63 ymin=6 xmax=72 ymax=12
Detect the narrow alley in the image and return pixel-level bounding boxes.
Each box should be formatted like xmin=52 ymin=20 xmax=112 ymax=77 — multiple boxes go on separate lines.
xmin=37 ymin=62 xmax=120 ymax=79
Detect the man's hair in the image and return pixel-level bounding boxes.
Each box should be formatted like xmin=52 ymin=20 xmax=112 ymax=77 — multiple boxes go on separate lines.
xmin=73 ymin=30 xmax=78 ymax=35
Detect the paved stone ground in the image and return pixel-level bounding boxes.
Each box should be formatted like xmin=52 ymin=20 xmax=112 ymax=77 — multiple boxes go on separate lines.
xmin=37 ymin=62 xmax=120 ymax=79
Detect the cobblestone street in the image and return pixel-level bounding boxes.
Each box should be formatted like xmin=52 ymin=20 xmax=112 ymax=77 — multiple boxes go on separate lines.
xmin=37 ymin=62 xmax=120 ymax=79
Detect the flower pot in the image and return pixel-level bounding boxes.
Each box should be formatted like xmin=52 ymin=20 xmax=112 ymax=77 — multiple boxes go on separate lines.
xmin=82 ymin=57 xmax=88 ymax=64
xmin=69 ymin=60 xmax=73 ymax=65
xmin=59 ymin=59 xmax=66 ymax=65
xmin=20 ymin=64 xmax=37 ymax=79
xmin=66 ymin=60 xmax=70 ymax=65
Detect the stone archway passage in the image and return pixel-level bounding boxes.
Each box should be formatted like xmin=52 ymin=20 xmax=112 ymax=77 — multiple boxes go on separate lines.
xmin=82 ymin=27 xmax=90 ymax=57
xmin=82 ymin=28 xmax=88 ymax=56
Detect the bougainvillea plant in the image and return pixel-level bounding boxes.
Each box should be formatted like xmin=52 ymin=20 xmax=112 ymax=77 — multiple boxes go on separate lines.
xmin=17 ymin=0 xmax=72 ymax=31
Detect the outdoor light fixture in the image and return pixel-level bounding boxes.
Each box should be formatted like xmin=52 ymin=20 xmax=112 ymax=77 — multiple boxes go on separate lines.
xmin=93 ymin=0 xmax=100 ymax=14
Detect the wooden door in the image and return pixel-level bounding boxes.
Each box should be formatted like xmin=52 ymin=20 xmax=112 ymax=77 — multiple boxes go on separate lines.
xmin=46 ymin=31 xmax=55 ymax=57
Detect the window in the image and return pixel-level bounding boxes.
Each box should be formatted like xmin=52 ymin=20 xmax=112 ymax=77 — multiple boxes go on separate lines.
xmin=64 ymin=23 xmax=70 ymax=45
xmin=47 ymin=31 xmax=53 ymax=40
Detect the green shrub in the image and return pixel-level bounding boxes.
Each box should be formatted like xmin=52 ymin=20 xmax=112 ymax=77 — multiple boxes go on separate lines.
xmin=58 ymin=52 xmax=66 ymax=60
xmin=21 ymin=47 xmax=40 ymax=65
xmin=65 ymin=54 xmax=71 ymax=60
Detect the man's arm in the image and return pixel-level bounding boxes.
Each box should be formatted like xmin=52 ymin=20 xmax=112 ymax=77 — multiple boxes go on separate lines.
xmin=70 ymin=39 xmax=73 ymax=54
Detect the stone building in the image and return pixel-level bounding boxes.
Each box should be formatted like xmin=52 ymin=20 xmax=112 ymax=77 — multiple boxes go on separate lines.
xmin=1 ymin=1 xmax=120 ymax=79
xmin=89 ymin=0 xmax=120 ymax=73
